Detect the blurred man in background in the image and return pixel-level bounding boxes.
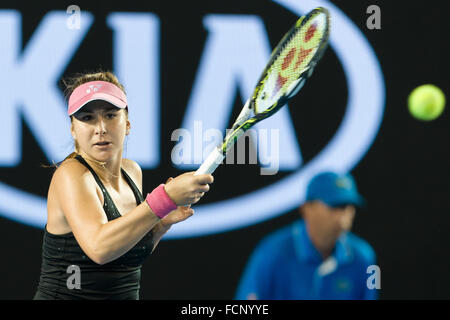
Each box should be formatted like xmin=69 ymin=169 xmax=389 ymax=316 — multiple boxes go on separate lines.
xmin=235 ymin=171 xmax=377 ymax=300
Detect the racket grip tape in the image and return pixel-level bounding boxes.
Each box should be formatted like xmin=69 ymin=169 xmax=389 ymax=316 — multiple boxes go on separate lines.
xmin=195 ymin=148 xmax=225 ymax=175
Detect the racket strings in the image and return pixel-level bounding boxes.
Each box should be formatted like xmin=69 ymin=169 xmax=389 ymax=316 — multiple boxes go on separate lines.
xmin=273 ymin=18 xmax=325 ymax=82
xmin=254 ymin=11 xmax=328 ymax=114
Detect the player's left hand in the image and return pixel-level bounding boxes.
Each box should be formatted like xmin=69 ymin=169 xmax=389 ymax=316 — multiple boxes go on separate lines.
xmin=160 ymin=205 xmax=194 ymax=227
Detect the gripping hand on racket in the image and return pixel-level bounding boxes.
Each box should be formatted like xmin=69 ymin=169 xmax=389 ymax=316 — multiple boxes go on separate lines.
xmin=164 ymin=172 xmax=214 ymax=206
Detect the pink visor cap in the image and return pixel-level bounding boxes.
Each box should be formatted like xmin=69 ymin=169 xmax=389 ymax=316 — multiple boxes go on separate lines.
xmin=68 ymin=81 xmax=127 ymax=116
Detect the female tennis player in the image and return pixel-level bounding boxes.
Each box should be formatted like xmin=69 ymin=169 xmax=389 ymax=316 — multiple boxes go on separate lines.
xmin=33 ymin=71 xmax=213 ymax=300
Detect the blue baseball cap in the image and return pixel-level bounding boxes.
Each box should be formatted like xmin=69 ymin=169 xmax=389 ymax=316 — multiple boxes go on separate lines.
xmin=305 ymin=171 xmax=365 ymax=207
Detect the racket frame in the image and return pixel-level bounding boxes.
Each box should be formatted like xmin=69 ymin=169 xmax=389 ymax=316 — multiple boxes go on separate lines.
xmin=195 ymin=7 xmax=330 ymax=175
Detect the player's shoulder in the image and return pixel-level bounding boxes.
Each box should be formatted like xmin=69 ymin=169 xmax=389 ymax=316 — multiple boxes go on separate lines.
xmin=50 ymin=158 xmax=96 ymax=193
xmin=122 ymin=158 xmax=142 ymax=182
xmin=345 ymin=232 xmax=376 ymax=263
xmin=122 ymin=158 xmax=142 ymax=174
xmin=53 ymin=158 xmax=90 ymax=181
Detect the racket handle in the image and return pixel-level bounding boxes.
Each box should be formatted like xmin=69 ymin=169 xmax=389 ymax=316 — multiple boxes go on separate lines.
xmin=195 ymin=147 xmax=225 ymax=175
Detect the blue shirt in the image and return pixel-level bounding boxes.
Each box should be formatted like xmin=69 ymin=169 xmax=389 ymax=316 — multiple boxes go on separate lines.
xmin=235 ymin=220 xmax=377 ymax=300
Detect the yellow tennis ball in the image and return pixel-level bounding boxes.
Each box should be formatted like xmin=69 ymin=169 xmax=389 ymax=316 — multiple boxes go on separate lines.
xmin=408 ymin=84 xmax=446 ymax=121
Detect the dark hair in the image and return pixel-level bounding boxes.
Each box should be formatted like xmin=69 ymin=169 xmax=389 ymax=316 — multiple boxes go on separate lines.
xmin=62 ymin=70 xmax=126 ymax=100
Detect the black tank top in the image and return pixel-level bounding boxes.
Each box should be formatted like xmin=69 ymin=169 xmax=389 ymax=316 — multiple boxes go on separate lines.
xmin=34 ymin=155 xmax=154 ymax=300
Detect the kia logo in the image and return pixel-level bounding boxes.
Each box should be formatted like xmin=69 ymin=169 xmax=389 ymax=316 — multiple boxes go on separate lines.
xmin=0 ymin=0 xmax=384 ymax=238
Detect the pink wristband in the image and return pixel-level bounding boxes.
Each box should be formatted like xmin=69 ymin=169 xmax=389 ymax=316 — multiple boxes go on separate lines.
xmin=145 ymin=184 xmax=177 ymax=219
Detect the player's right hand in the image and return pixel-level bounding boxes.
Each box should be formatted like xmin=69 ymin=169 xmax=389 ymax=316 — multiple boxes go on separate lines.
xmin=164 ymin=172 xmax=214 ymax=206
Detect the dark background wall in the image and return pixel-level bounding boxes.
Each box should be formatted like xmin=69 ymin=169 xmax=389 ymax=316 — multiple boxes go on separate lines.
xmin=0 ymin=0 xmax=449 ymax=299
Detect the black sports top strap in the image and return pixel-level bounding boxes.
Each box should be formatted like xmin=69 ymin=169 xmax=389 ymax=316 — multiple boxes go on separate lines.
xmin=121 ymin=169 xmax=145 ymax=204
xmin=74 ymin=155 xmax=144 ymax=220
xmin=75 ymin=155 xmax=108 ymax=192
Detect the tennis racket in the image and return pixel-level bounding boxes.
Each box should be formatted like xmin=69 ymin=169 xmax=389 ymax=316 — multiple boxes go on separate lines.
xmin=195 ymin=7 xmax=331 ymax=175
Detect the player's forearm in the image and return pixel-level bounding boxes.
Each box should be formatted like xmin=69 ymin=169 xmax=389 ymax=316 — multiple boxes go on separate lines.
xmin=90 ymin=201 xmax=159 ymax=264
xmin=150 ymin=222 xmax=171 ymax=252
